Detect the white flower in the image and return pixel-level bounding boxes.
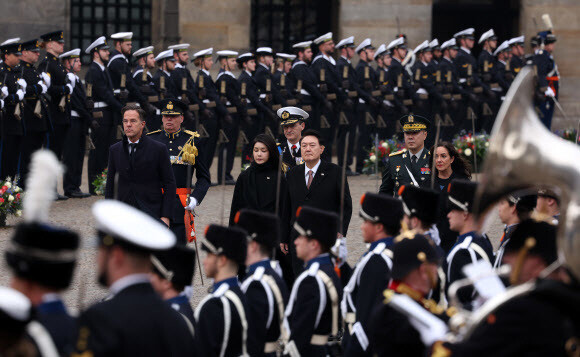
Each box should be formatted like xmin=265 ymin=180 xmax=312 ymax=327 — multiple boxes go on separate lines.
xmin=5 ymin=182 xmax=11 ymax=189
xmin=464 ymin=148 xmax=472 ymax=157
xmin=381 ymin=142 xmax=388 ymax=149
xmin=14 ymin=187 xmax=20 ymax=193
xmin=485 ymin=142 xmax=489 ymax=147
xmin=370 ymin=155 xmax=377 ymax=162
xmin=15 ymin=210 xmax=22 ymax=217
xmin=8 ymin=195 xmax=14 ymax=202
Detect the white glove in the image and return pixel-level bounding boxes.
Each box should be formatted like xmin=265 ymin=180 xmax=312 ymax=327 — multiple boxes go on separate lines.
xmin=17 ymin=79 xmax=27 ymax=91
xmin=38 ymin=81 xmax=47 ymax=94
xmin=41 ymin=72 xmax=51 ymax=87
xmin=67 ymin=73 xmax=76 ymax=89
xmin=331 ymin=235 xmax=348 ymax=266
xmin=544 ymin=87 xmax=555 ymax=98
xmin=1 ymin=86 xmax=7 ymax=99
xmin=16 ymin=89 xmax=24 ymax=101
xmin=185 ymin=197 xmax=198 ymax=211
xmin=66 ymin=84 xmax=73 ymax=94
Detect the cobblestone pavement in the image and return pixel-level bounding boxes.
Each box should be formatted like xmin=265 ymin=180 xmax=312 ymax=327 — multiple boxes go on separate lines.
xmin=0 ymin=157 xmax=503 ymax=312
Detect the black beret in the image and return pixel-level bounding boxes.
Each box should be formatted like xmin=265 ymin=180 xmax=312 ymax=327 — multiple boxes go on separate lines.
xmin=399 ymin=185 xmax=440 ymax=225
xmin=504 ymin=219 xmax=557 ymax=265
xmin=152 ymin=245 xmax=196 ymax=288
xmin=391 ymin=233 xmax=440 ymax=280
xmin=233 ymin=209 xmax=279 ymax=250
xmin=294 ymin=206 xmax=338 ymax=250
xmin=5 ymin=223 xmax=79 ymax=289
xmin=447 ymin=179 xmax=478 ymax=213
xmin=159 ymin=98 xmax=188 ymax=116
xmin=202 ymin=224 xmax=248 ymax=267
xmin=359 ymin=192 xmax=404 ymax=228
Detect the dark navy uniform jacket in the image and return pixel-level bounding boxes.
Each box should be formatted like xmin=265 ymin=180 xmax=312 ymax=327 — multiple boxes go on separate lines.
xmin=37 ymin=298 xmax=76 ymax=356
xmin=85 ymin=62 xmax=123 ymax=126
xmin=166 ymin=293 xmax=195 ymax=326
xmin=1 ymin=63 xmax=25 ymax=135
xmin=379 ymin=148 xmax=432 ymax=196
xmin=107 ymin=49 xmax=147 ymax=105
xmin=38 ymin=52 xmax=71 ymax=125
xmin=20 ymin=60 xmax=50 ymax=133
xmin=105 ymin=134 xmax=176 ymax=221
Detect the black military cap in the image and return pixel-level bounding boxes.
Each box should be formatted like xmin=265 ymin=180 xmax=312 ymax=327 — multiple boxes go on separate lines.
xmin=5 ymin=223 xmax=80 ymax=289
xmin=294 ymin=206 xmax=338 ymax=250
xmin=359 ymin=192 xmax=404 ymax=229
xmin=399 ymin=185 xmax=440 ymax=225
xmin=160 ymin=98 xmax=188 ymax=116
xmin=1 ymin=42 xmax=21 ymax=56
xmin=20 ymin=39 xmax=40 ymax=53
xmin=202 ymin=224 xmax=248 ymax=267
xmin=400 ymin=114 xmax=430 ymax=133
xmin=391 ymin=233 xmax=440 ymax=280
xmin=40 ymin=30 xmax=64 ymax=44
xmin=234 ymin=209 xmax=280 ymax=250
xmin=507 ymin=191 xmax=537 ymax=213
xmin=530 ymin=36 xmax=540 ymax=47
xmin=277 ymin=106 xmax=309 ymax=125
xmin=151 ymin=245 xmax=196 ymax=289
xmin=447 ymin=179 xmax=478 ymax=213
xmin=537 ymin=187 xmax=559 ymax=202
xmin=504 ymin=219 xmax=557 ymax=265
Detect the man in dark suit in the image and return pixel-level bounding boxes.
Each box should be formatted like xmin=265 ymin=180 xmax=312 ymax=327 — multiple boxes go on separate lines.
xmin=148 ymin=98 xmax=210 ymax=244
xmin=277 ymin=106 xmax=307 ymax=168
xmin=282 ymin=129 xmax=352 ymax=275
xmin=73 ymin=200 xmax=194 ymax=356
xmin=379 ymin=114 xmax=432 ymax=196
xmin=6 ymin=220 xmax=80 ymax=356
xmin=150 ymin=245 xmax=196 ymax=325
xmin=105 ymin=104 xmax=176 ymax=226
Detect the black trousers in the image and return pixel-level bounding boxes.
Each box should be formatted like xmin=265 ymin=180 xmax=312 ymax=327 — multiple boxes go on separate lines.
xmin=19 ymin=131 xmax=46 ymax=189
xmin=63 ymin=117 xmax=87 ymax=194
xmin=47 ymin=123 xmax=70 ymax=160
xmin=88 ymin=110 xmax=116 ymax=194
xmin=198 ymin=109 xmax=219 ymax=173
xmin=170 ymin=223 xmax=187 ymax=246
xmin=1 ymin=135 xmax=22 ymax=181
xmin=217 ymin=115 xmax=239 ymax=182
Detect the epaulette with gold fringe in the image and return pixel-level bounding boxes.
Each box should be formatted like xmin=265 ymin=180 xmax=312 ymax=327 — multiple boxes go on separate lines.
xmin=184 ymin=130 xmax=200 ymax=137
xmin=389 ymin=148 xmax=407 ymax=157
xmin=146 ymin=129 xmax=162 ymax=135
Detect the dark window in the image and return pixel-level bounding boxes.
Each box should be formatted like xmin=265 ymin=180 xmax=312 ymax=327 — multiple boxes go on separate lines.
xmin=251 ymin=0 xmax=336 ymax=53
xmin=70 ymin=0 xmax=152 ymax=63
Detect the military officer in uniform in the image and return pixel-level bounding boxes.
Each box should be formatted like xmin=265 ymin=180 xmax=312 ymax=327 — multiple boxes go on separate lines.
xmin=277 ymin=106 xmax=307 ymax=168
xmin=493 ymin=41 xmax=514 ymax=101
xmin=195 ymin=224 xmax=249 ymax=356
xmin=0 ymin=41 xmax=24 ymax=181
xmin=508 ymin=36 xmax=526 ymax=78
xmin=386 ymin=37 xmax=412 ymax=122
xmin=107 ymin=32 xmax=153 ymax=116
xmin=148 ymin=98 xmax=210 ymax=244
xmin=374 ymin=43 xmax=397 ymax=141
xmin=132 ymin=46 xmax=159 ymax=108
xmin=410 ymin=41 xmax=437 ymax=130
xmin=85 ymin=36 xmax=123 ymax=195
xmin=61 ymin=49 xmax=91 ymax=198
xmin=369 ymin=233 xmax=450 ymax=357
xmin=477 ymin=29 xmax=497 ymax=79
xmin=342 ymin=193 xmax=404 ymax=356
xmin=150 ymin=245 xmax=197 ymax=324
xmin=283 ymin=206 xmax=343 ymax=357
xmin=254 ymin=47 xmax=285 ymax=138
xmin=72 ymin=200 xmax=195 ymax=356
xmin=438 ymin=39 xmax=467 ymax=140
xmin=443 ymin=179 xmax=493 ymax=308
xmin=18 ymin=39 xmax=50 ymax=189
xmin=379 ymin=115 xmax=432 ymax=196
xmin=237 ymin=52 xmax=269 ymax=168
xmin=235 ymin=209 xmax=289 ymax=357
xmin=151 ymin=49 xmax=178 ymax=131
xmin=430 ymin=39 xmax=442 ymax=64
xmin=6 ymin=213 xmax=80 ymax=356
xmin=535 ymin=31 xmax=559 ymax=129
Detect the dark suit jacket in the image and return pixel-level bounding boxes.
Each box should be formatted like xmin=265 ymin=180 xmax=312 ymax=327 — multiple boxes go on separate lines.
xmin=72 ymin=282 xmax=195 ymax=357
xmin=37 ymin=299 xmax=76 ymax=356
xmin=283 ymin=160 xmax=352 ymax=243
xmin=105 ymin=135 xmax=176 ymax=221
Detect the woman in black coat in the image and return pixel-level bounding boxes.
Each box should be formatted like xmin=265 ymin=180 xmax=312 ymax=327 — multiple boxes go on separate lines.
xmin=429 ymin=142 xmax=472 ymax=253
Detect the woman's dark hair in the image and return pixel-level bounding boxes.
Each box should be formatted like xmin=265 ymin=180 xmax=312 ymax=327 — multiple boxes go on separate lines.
xmin=252 ymin=134 xmax=279 ymax=169
xmin=429 ymin=142 xmax=472 ymax=179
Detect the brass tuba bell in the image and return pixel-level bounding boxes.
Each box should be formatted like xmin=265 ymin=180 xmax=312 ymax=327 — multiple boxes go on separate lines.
xmin=474 ymin=66 xmax=580 ymax=280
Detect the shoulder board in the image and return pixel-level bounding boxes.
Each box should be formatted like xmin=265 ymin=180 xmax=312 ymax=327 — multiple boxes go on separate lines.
xmin=389 ymin=149 xmax=407 ymax=157
xmin=184 ymin=130 xmax=199 ymax=137
xmin=146 ymin=129 xmax=162 ymax=135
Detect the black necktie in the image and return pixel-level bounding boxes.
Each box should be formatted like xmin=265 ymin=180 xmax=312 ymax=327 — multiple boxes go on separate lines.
xmin=129 ymin=143 xmax=136 ymax=156
xmin=412 ymin=155 xmax=418 ymax=164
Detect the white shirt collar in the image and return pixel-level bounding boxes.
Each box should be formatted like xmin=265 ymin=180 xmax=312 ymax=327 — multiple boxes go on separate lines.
xmin=109 ymin=273 xmax=151 ymax=296
xmin=461 ymin=46 xmax=471 ymax=54
xmin=323 ymin=53 xmax=336 ymax=65
xmin=392 ymin=57 xmax=401 ymax=63
xmin=163 ymin=69 xmax=170 ymax=76
xmin=259 ymin=62 xmax=269 ymax=70
xmin=288 ymin=140 xmax=300 ymax=152
xmin=128 ymin=137 xmax=140 ymax=145
xmin=444 ymin=56 xmax=452 ymax=62
xmin=499 ymin=59 xmax=506 ymax=65
xmin=174 ymin=63 xmax=184 ymax=68
xmin=410 ymin=147 xmax=424 ymax=160
xmin=245 ymin=70 xmax=252 ymax=77
xmin=95 ymin=61 xmax=105 ymax=71
xmin=292 ymin=60 xmax=306 ymax=69
xmin=201 ymin=69 xmax=210 ymax=76
xmin=421 ymin=60 xmax=428 ymax=66
xmin=305 ymin=159 xmax=322 ymax=177
xmin=341 ymin=55 xmax=351 ymax=64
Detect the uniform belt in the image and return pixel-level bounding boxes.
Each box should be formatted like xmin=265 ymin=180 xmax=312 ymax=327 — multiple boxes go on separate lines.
xmin=94 ymin=102 xmax=109 ymax=108
xmin=264 ymin=342 xmax=277 ymax=353
xmin=310 ymin=334 xmax=329 ymax=345
xmin=71 ymin=110 xmax=80 ymax=117
xmin=176 ymin=188 xmax=191 ymax=195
